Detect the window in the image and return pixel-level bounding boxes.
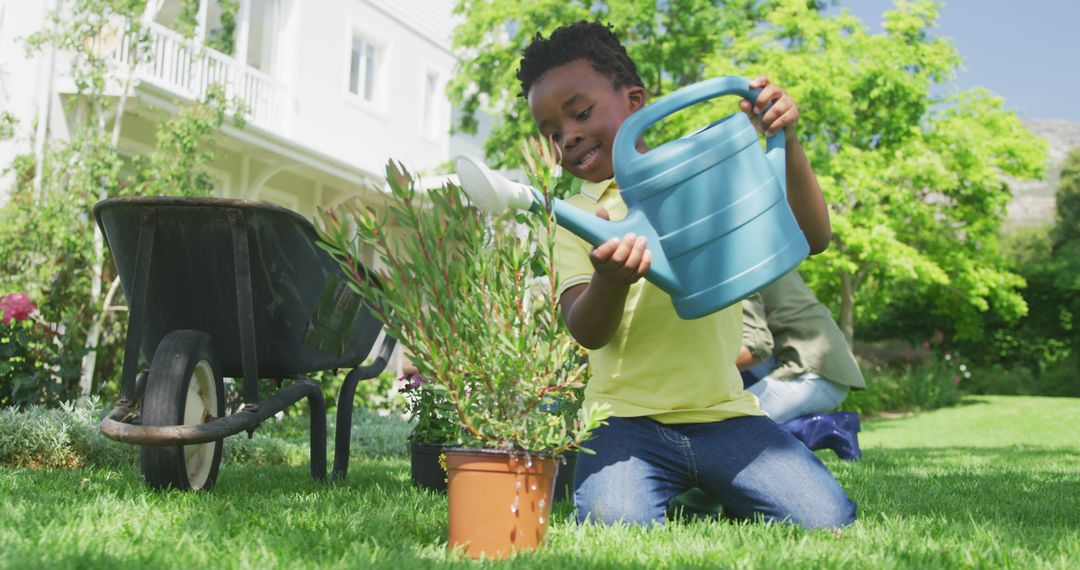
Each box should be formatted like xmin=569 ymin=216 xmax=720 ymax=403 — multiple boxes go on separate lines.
xmin=421 ymin=70 xmax=441 ymax=137
xmin=349 ymin=34 xmax=382 ymax=104
xmin=245 ymin=0 xmax=277 ymax=73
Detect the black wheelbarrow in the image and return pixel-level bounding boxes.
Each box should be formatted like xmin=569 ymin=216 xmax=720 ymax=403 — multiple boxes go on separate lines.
xmin=94 ymin=196 xmax=396 ymax=490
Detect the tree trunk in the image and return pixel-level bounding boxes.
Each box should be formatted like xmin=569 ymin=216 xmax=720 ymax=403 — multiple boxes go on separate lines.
xmin=79 ymin=276 xmax=121 ymax=395
xmin=839 ymin=270 xmax=855 ymax=349
xmin=79 ymin=39 xmax=138 ymax=396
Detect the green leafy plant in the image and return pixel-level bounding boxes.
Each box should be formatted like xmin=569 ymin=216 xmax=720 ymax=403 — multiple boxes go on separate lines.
xmin=316 ymin=138 xmax=609 ymax=454
xmin=397 ymin=370 xmax=457 ymax=444
xmin=1 ymin=292 xmax=86 ymax=408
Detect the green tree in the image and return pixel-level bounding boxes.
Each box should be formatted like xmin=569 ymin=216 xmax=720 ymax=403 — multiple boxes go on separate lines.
xmin=449 ymin=0 xmax=1047 ymax=345
xmin=1050 ymin=148 xmax=1080 ymax=348
xmin=0 ymin=0 xmax=242 ymax=402
xmin=1052 ymin=149 xmax=1080 ymax=261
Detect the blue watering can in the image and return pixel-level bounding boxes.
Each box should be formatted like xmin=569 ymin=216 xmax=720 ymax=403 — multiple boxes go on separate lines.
xmin=455 ymin=76 xmax=809 ymax=319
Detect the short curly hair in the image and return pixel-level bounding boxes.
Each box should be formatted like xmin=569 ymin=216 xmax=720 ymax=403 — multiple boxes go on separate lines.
xmin=517 ymin=20 xmax=644 ymax=99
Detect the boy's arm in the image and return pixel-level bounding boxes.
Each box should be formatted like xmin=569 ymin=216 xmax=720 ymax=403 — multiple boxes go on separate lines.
xmin=560 ymin=213 xmax=651 ymax=349
xmin=740 ymin=76 xmax=831 ymax=254
xmin=560 ymin=280 xmax=630 ymax=350
xmin=783 ymin=137 xmax=831 ymax=254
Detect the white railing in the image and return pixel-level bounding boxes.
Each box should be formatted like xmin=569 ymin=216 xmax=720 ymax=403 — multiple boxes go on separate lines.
xmin=111 ymin=22 xmax=286 ymax=131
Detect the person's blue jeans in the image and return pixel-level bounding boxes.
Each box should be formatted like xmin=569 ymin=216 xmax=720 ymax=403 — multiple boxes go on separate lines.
xmin=574 ymin=415 xmax=857 ymax=528
xmin=747 ymin=373 xmax=850 ymax=424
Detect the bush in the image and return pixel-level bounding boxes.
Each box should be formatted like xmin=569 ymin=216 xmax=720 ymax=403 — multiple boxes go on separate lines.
xmin=0 ymin=398 xmax=414 ymax=470
xmin=960 ymin=355 xmax=1079 ymax=398
xmin=1038 ymin=354 xmax=1080 ymax=397
xmin=1 ymin=295 xmax=85 ymax=409
xmin=843 ymin=354 xmax=963 ymax=416
xmin=0 ymin=398 xmax=134 ymax=468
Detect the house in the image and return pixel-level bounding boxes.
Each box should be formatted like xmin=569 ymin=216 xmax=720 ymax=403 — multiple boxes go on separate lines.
xmin=0 ymin=0 xmax=485 ymax=217
xmin=0 ymin=0 xmax=490 ymax=376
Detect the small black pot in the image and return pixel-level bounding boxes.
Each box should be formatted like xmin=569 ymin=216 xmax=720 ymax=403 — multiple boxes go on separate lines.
xmin=552 ymin=450 xmax=578 ymax=502
xmin=410 ymin=440 xmax=448 ymax=492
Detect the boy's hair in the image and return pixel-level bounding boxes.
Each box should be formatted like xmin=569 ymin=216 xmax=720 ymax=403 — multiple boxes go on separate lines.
xmin=517 ymin=20 xmax=644 ymax=99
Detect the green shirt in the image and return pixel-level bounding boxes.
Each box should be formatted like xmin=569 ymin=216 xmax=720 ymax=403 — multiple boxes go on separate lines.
xmin=553 ymin=178 xmax=762 ymax=423
xmin=742 ymin=270 xmax=866 ymax=389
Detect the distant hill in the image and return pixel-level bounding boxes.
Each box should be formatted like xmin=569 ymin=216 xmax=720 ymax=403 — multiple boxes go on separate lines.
xmin=1005 ymin=120 xmax=1080 ymax=231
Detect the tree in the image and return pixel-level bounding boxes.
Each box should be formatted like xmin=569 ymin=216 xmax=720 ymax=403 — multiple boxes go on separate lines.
xmin=0 ymin=0 xmax=242 ymax=402
xmin=448 ymin=0 xmax=1047 ymax=345
xmin=1050 ymin=148 xmax=1080 ymax=347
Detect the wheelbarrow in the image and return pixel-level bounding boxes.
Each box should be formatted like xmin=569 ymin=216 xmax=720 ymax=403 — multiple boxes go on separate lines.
xmin=94 ymin=196 xmax=396 ymax=491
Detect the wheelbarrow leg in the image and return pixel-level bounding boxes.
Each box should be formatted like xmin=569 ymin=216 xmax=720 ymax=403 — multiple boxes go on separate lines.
xmin=228 ymin=209 xmax=261 ymax=408
xmin=330 ymin=334 xmax=397 ymax=482
xmin=117 ymin=211 xmax=156 ymax=405
xmin=306 ymin=382 xmax=328 ymax=482
xmin=229 ymin=209 xmax=327 ymax=481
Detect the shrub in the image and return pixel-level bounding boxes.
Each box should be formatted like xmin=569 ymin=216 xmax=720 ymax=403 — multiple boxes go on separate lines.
xmin=1 ymin=292 xmax=85 ymax=408
xmin=843 ymin=354 xmax=963 ymax=416
xmin=0 ymin=399 xmax=414 ymax=470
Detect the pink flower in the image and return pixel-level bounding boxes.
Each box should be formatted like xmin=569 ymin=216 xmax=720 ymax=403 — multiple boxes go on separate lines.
xmin=399 ymin=371 xmax=428 ymax=392
xmin=1 ymin=292 xmax=35 ymax=324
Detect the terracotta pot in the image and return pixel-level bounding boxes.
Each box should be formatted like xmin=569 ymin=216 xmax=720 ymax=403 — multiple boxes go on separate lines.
xmin=445 ymin=448 xmax=558 ymax=559
xmin=410 ymin=440 xmax=448 ymax=492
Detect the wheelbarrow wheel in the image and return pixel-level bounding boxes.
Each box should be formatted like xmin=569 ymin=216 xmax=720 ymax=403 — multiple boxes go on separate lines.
xmin=140 ymin=330 xmax=225 ymax=491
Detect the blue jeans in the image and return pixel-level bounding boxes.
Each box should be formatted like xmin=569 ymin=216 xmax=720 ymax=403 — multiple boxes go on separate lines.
xmin=747 ymin=373 xmax=850 ymax=424
xmin=574 ymin=415 xmax=857 ymax=528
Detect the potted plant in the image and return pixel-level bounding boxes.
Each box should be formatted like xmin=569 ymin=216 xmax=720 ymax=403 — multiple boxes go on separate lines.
xmin=317 ymin=138 xmax=609 ymax=559
xmin=398 ymin=368 xmax=455 ymax=492
xmin=401 ymin=356 xmax=585 ymax=500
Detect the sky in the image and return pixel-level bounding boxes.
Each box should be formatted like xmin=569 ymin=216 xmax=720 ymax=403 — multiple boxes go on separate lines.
xmin=829 ymin=0 xmax=1080 ymax=122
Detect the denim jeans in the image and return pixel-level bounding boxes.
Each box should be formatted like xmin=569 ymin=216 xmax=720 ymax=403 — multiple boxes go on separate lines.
xmin=747 ymin=373 xmax=851 ymax=424
xmin=573 ymin=415 xmax=857 ymax=528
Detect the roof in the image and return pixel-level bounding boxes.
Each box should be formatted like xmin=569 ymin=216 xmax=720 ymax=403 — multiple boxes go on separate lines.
xmin=365 ymin=0 xmax=456 ymax=54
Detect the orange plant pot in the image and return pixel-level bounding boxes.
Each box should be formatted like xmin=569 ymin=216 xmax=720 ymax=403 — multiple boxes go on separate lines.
xmin=445 ymin=448 xmax=559 ymax=559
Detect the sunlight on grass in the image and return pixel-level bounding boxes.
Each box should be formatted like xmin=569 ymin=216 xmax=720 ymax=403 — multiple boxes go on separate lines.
xmin=2 ymin=396 xmax=1078 ymax=568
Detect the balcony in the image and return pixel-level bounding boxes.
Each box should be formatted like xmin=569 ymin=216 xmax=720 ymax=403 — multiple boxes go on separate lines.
xmin=110 ymin=21 xmax=286 ymax=132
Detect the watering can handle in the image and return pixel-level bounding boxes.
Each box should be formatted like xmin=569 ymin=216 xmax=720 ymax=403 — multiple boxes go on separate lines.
xmin=612 ymin=76 xmax=786 ymax=182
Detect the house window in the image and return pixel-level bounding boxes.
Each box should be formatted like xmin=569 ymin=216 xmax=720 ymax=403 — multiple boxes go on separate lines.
xmin=349 ymin=34 xmax=382 ymax=104
xmin=421 ymin=71 xmax=440 ymax=137
xmin=245 ymin=0 xmax=277 ymax=73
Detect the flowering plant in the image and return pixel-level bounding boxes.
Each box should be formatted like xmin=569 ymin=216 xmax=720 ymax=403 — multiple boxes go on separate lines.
xmin=316 ymin=140 xmax=609 ymax=454
xmin=398 ymin=370 xmax=457 ymax=443
xmin=2 ymin=292 xmax=82 ymax=407
xmin=1 ymin=292 xmax=36 ymax=324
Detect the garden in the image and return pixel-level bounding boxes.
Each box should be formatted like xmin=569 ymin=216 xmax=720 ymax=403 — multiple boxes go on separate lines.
xmin=3 ymin=0 xmax=1080 ymax=568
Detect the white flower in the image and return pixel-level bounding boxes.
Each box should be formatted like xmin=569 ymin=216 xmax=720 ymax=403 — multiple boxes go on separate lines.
xmin=945 ymin=353 xmax=952 ymax=361
xmin=964 ymin=371 xmax=971 ymax=379
xmin=959 ymin=364 xmax=967 ymax=372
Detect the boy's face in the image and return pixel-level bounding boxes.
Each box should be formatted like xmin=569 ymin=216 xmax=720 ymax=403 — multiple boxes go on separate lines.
xmin=527 ymin=59 xmax=645 ymax=183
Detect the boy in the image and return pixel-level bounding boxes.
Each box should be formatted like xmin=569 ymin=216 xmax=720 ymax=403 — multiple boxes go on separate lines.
xmin=518 ymin=21 xmax=855 ymax=527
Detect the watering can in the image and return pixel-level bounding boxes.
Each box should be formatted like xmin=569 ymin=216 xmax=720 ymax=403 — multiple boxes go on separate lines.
xmin=455 ymin=76 xmax=809 ymax=319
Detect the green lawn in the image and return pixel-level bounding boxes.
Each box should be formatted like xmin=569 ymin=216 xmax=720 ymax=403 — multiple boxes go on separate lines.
xmin=2 ymin=396 xmax=1078 ymax=569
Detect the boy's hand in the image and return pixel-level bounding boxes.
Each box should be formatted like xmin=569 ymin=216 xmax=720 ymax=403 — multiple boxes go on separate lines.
xmin=590 ymin=206 xmax=651 ymax=286
xmin=739 ymin=75 xmax=799 ymax=141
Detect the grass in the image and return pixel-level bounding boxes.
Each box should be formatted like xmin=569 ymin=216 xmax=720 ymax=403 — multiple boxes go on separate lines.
xmin=1 ymin=395 xmax=1078 ymax=569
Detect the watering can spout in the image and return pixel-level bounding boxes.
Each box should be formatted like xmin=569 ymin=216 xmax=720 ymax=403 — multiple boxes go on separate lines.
xmin=453 ymin=155 xmax=682 ymax=295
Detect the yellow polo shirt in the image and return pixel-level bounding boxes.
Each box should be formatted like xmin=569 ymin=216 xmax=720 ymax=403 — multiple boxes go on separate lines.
xmin=554 ymin=178 xmax=762 ymax=423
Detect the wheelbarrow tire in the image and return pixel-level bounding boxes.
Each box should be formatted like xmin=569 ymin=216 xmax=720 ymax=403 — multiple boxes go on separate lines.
xmin=140 ymin=330 xmax=226 ymax=491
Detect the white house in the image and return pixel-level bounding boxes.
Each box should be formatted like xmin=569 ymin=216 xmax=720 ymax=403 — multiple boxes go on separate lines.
xmin=1 ymin=0 xmax=493 ymax=376
xmin=0 ymin=0 xmax=486 ymax=217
